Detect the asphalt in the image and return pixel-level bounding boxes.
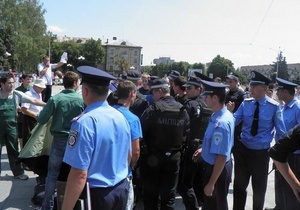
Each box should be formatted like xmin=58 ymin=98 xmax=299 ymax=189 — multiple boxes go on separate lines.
xmin=0 ymin=85 xmax=277 ymax=210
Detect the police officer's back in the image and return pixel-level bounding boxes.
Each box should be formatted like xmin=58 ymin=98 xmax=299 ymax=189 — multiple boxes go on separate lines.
xmin=140 ymin=78 xmax=189 ymax=210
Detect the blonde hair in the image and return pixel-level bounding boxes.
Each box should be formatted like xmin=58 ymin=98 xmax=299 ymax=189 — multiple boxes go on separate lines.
xmin=141 ymin=73 xmax=150 ymax=80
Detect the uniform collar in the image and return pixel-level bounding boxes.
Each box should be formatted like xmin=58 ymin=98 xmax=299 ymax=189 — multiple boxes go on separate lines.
xmin=255 ymin=96 xmax=267 ymax=105
xmin=85 ymin=100 xmax=108 ymax=113
xmin=285 ymin=98 xmax=298 ymax=109
xmin=211 ymin=107 xmax=227 ymax=121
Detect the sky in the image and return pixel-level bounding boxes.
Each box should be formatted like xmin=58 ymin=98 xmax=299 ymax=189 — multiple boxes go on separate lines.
xmin=40 ymin=0 xmax=300 ymax=68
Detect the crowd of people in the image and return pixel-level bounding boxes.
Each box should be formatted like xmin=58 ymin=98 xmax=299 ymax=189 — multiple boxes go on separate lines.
xmin=2 ymin=56 xmax=300 ymax=210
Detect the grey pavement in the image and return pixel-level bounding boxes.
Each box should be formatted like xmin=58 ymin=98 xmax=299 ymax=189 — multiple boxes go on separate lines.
xmin=0 ymin=86 xmax=276 ymax=209
xmin=0 ymin=144 xmax=276 ymax=210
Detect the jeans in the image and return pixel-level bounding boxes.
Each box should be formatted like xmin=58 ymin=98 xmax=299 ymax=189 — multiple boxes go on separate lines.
xmin=42 ymin=138 xmax=67 ymax=210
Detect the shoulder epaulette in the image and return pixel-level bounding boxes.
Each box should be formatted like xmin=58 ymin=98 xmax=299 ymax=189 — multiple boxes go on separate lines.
xmin=266 ymin=97 xmax=279 ymax=106
xmin=72 ymin=112 xmax=85 ymax=122
xmin=244 ymin=97 xmax=254 ymax=101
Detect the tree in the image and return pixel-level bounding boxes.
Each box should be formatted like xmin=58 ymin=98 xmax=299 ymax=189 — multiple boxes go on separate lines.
xmin=207 ymin=55 xmax=235 ymax=81
xmin=0 ymin=0 xmax=48 ymax=72
xmin=192 ymin=62 xmax=206 ymax=75
xmin=81 ymin=39 xmax=105 ymax=67
xmin=115 ymin=57 xmax=130 ymax=73
xmin=232 ymin=70 xmax=248 ymax=85
xmin=270 ymin=51 xmax=288 ymax=82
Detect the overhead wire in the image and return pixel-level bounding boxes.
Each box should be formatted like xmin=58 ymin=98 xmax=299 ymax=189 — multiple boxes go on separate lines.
xmin=250 ymin=0 xmax=275 ymax=45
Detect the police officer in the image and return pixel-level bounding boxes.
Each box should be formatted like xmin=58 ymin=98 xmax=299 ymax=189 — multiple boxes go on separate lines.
xmin=107 ymin=69 xmax=149 ymax=118
xmin=62 ymin=66 xmax=131 ymax=210
xmin=192 ymin=80 xmax=234 ymax=210
xmin=227 ymin=71 xmax=286 ymax=210
xmin=173 ymin=76 xmax=188 ymax=105
xmin=269 ymin=125 xmax=300 ymax=204
xmin=225 ymin=74 xmax=245 ymax=154
xmin=140 ymin=78 xmax=189 ymax=210
xmin=178 ymin=76 xmax=212 ymax=210
xmin=167 ymin=70 xmax=181 ymax=97
xmin=265 ymin=78 xmax=300 ymax=210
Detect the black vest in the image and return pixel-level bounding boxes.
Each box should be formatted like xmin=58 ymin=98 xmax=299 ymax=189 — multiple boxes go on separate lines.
xmin=147 ymin=99 xmax=186 ymax=151
xmin=186 ymin=98 xmax=212 ymax=149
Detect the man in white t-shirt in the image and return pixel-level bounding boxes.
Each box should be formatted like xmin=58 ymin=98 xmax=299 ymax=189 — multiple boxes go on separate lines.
xmin=21 ymin=79 xmax=45 ymax=147
xmin=37 ymin=53 xmax=67 ymax=102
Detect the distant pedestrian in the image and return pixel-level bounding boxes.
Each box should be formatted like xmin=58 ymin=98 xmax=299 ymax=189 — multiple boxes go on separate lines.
xmin=37 ymin=53 xmax=67 ymax=102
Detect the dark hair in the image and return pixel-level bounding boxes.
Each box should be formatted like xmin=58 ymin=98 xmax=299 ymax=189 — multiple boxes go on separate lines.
xmin=63 ymin=71 xmax=80 ymax=89
xmin=286 ymin=88 xmax=295 ymax=95
xmin=173 ymin=76 xmax=187 ymax=91
xmin=208 ymin=91 xmax=226 ymax=104
xmin=0 ymin=74 xmax=14 ymax=84
xmin=83 ymin=82 xmax=109 ymax=96
xmin=117 ymin=80 xmax=136 ymax=100
xmin=21 ymin=74 xmax=33 ymax=80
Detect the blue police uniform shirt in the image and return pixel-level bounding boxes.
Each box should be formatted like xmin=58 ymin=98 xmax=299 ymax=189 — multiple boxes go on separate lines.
xmin=279 ymin=98 xmax=300 ymax=154
xmin=113 ymin=105 xmax=143 ymax=175
xmin=280 ymin=98 xmax=300 ymax=131
xmin=234 ymin=96 xmax=286 ymax=150
xmin=63 ymin=101 xmax=131 ymax=188
xmin=201 ymin=107 xmax=234 ymax=165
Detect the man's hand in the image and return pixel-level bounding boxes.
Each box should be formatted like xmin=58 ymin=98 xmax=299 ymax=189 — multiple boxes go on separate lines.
xmin=192 ymin=148 xmax=202 ymax=162
xmin=226 ymin=101 xmax=235 ymax=112
xmin=204 ymin=182 xmax=215 ymax=197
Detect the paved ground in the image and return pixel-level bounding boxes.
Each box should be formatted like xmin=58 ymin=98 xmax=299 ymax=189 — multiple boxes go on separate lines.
xmin=0 ymin=86 xmax=277 ymax=209
xmin=0 ymin=145 xmax=276 ymax=210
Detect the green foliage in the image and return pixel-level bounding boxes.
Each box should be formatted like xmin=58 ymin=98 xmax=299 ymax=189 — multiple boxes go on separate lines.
xmin=0 ymin=0 xmax=48 ymax=73
xmin=207 ymin=55 xmax=235 ymax=81
xmin=231 ymin=70 xmax=248 ymax=85
xmin=115 ymin=57 xmax=130 ymax=73
xmin=81 ymin=39 xmax=105 ymax=67
xmin=192 ymin=62 xmax=206 ymax=75
xmin=271 ymin=51 xmax=289 ymax=82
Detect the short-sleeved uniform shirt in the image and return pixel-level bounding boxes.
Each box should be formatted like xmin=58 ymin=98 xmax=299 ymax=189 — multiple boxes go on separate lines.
xmin=63 ymin=101 xmax=131 ymax=188
xmin=234 ymin=96 xmax=286 ymax=149
xmin=201 ymin=107 xmax=234 ymax=165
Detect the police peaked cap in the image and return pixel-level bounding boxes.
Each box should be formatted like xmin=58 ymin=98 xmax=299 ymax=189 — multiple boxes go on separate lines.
xmin=225 ymin=74 xmax=239 ymax=82
xmin=201 ymin=80 xmax=228 ymax=96
xmin=183 ymin=76 xmax=202 ymax=87
xmin=78 ymin=66 xmax=116 ymax=86
xmin=249 ymin=70 xmax=271 ymax=86
xmin=167 ymin=70 xmax=180 ymax=80
xmin=276 ymin=77 xmax=298 ymax=90
xmin=193 ymin=72 xmax=213 ymax=82
xmin=150 ymin=78 xmax=169 ymax=89
xmin=126 ymin=69 xmax=141 ymax=81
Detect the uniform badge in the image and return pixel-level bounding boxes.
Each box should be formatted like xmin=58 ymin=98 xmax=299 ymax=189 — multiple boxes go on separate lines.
xmin=68 ymin=129 xmax=78 ymax=148
xmin=213 ymin=132 xmax=223 ymax=145
xmin=277 ymin=110 xmax=283 ymax=119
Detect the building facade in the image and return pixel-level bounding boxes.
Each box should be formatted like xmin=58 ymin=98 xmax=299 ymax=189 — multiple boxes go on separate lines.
xmin=103 ymin=41 xmax=142 ymax=76
xmin=153 ymin=57 xmax=175 ymax=65
xmin=240 ymin=63 xmax=300 ymax=83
